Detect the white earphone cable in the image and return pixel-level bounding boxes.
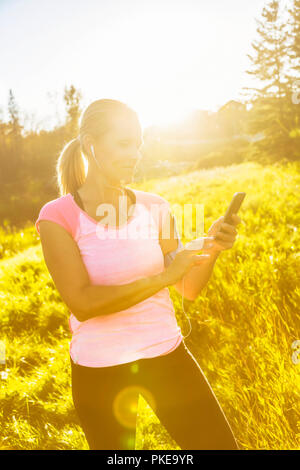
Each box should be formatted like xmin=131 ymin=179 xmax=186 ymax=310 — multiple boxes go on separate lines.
xmin=181 ymin=275 xmax=192 ymax=339
xmin=90 ymin=145 xmax=126 ymax=196
xmin=92 ymin=144 xmax=192 ymax=338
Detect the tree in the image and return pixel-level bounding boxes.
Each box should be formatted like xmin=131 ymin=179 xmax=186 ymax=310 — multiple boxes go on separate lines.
xmin=242 ymin=0 xmax=297 ymax=161
xmin=245 ymin=1 xmax=288 ymax=103
xmin=63 ymin=84 xmax=82 ymax=138
xmin=284 ymin=0 xmax=300 ymax=159
xmin=8 ymin=89 xmax=23 ymax=136
xmin=287 ymin=0 xmax=300 ymax=78
xmin=217 ymin=101 xmax=247 ymax=139
xmin=6 ymin=89 xmax=24 ymax=178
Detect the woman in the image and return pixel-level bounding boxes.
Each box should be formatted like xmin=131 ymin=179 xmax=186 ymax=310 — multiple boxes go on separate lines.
xmin=35 ymin=99 xmax=241 ymax=450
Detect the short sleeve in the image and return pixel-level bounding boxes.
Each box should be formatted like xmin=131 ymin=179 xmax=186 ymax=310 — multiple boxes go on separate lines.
xmin=35 ymin=198 xmax=76 ymax=238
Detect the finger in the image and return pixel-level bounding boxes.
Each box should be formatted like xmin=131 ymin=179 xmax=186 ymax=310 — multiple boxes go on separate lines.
xmin=220 ymin=223 xmax=237 ymax=235
xmin=192 ymin=254 xmax=210 ymax=261
xmin=212 ymin=216 xmax=224 ymax=227
xmin=214 ymin=241 xmax=233 ymax=250
xmin=214 ymin=232 xmax=235 ymax=242
xmin=231 ymin=214 xmax=241 ymax=225
xmin=186 ymin=244 xmax=214 ymax=253
xmin=194 ymin=254 xmax=211 ymax=263
xmin=185 ymin=237 xmax=215 ymax=251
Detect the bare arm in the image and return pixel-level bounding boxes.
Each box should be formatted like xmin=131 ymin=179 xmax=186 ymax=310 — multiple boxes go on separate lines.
xmin=164 ymin=213 xmax=242 ymax=300
xmin=174 ymin=250 xmax=220 ymax=300
xmin=81 ymin=273 xmax=169 ymax=320
xmin=38 ymin=220 xmax=170 ymax=322
xmin=159 ymin=212 xmax=220 ymax=301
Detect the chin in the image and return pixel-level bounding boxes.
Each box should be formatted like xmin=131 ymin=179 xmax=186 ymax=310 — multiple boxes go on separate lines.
xmin=120 ymin=174 xmax=133 ymax=185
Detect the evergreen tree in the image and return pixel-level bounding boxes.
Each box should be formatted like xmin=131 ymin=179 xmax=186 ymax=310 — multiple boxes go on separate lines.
xmin=7 ymin=89 xmax=23 ymax=177
xmin=8 ymin=89 xmax=23 ymax=139
xmin=287 ymin=0 xmax=300 ymax=78
xmin=285 ymin=0 xmax=300 ymax=158
xmin=243 ymin=0 xmax=297 ymax=161
xmin=245 ymin=0 xmax=287 ymax=101
xmin=63 ymin=84 xmax=82 ymax=138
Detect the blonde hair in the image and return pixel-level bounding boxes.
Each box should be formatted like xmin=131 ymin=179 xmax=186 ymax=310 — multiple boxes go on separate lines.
xmin=56 ymin=99 xmax=139 ymax=196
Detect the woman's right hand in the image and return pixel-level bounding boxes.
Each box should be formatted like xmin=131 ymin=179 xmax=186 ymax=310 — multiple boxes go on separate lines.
xmin=162 ymin=249 xmax=212 ymax=286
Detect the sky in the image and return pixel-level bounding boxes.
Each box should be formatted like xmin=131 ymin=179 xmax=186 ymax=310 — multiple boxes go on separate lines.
xmin=0 ymin=0 xmax=279 ymax=132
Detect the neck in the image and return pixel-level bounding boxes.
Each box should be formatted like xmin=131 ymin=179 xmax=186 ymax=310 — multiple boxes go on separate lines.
xmin=80 ymin=169 xmax=126 ymax=205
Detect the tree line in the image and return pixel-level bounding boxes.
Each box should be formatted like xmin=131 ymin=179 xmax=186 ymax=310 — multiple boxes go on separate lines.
xmin=0 ymin=0 xmax=299 ymax=228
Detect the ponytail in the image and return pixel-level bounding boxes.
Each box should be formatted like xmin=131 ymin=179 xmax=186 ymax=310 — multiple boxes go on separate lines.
xmin=56 ymin=98 xmax=140 ymax=196
xmin=56 ymin=137 xmax=86 ymax=196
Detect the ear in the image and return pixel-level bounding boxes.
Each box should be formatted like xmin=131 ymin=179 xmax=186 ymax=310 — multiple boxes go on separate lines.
xmin=81 ymin=134 xmax=94 ymax=156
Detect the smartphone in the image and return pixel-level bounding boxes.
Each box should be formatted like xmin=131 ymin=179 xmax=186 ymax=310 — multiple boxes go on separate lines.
xmin=185 ymin=192 xmax=246 ymax=249
xmin=223 ymin=192 xmax=246 ymax=224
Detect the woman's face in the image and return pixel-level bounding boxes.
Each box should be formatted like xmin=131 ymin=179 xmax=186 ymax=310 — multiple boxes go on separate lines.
xmin=92 ymin=115 xmax=143 ymax=185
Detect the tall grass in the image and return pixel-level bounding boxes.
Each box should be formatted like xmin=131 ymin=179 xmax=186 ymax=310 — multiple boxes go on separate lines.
xmin=0 ymin=161 xmax=299 ymax=449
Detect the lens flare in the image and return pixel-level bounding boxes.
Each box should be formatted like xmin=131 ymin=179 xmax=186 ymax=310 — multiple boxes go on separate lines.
xmin=130 ymin=363 xmax=139 ymax=374
xmin=112 ymin=385 xmax=156 ymax=430
xmin=120 ymin=430 xmax=136 ymax=450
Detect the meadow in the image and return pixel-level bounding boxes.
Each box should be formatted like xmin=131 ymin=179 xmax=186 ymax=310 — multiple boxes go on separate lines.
xmin=0 ymin=160 xmax=299 ymax=450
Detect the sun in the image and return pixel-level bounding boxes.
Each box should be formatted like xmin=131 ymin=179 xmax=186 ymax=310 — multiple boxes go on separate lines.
xmin=138 ymin=103 xmax=192 ymax=130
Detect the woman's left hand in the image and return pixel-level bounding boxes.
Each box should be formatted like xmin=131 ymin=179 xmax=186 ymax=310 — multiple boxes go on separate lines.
xmin=205 ymin=214 xmax=242 ymax=253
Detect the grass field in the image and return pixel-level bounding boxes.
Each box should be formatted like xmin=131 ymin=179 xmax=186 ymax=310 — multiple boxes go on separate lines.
xmin=0 ymin=161 xmax=299 ymax=450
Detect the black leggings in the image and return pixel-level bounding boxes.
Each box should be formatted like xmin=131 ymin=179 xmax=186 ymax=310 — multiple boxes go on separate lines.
xmin=70 ymin=340 xmax=239 ymax=450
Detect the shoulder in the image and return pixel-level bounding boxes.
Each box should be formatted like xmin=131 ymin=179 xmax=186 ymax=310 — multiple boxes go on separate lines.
xmin=36 ymin=194 xmax=77 ymax=238
xmin=39 ymin=194 xmax=71 ymax=211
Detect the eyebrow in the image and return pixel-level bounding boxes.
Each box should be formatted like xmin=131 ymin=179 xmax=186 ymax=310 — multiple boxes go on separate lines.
xmin=119 ymin=137 xmax=143 ymax=146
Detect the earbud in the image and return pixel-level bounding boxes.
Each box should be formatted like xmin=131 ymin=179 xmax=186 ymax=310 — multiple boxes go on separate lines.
xmin=90 ymin=145 xmax=102 ymax=171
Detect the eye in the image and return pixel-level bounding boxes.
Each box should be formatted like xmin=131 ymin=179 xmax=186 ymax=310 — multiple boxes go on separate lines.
xmin=120 ymin=140 xmax=142 ymax=148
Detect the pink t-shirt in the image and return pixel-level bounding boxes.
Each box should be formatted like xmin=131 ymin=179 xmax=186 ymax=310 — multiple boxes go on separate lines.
xmin=35 ymin=189 xmax=183 ymax=367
